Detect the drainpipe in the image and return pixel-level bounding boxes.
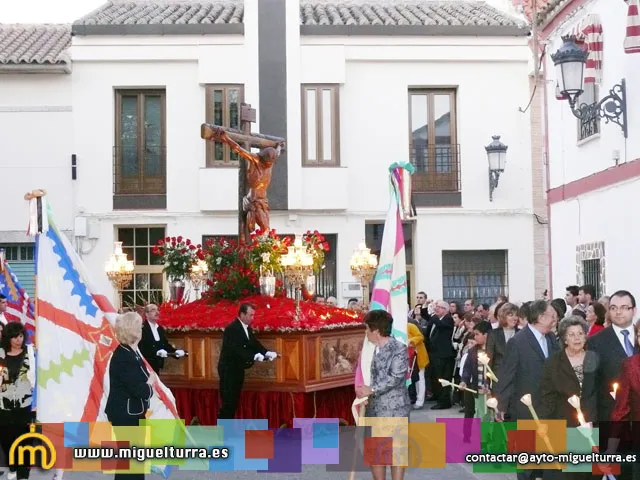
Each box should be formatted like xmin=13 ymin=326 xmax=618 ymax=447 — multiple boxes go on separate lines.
xmin=542 ymin=37 xmax=553 ymax=298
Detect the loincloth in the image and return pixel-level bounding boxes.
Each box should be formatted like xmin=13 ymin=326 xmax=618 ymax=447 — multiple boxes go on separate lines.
xmin=245 ymin=196 xmax=269 ymax=212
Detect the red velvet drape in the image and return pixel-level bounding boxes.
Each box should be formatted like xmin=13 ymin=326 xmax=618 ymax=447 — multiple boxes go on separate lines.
xmin=173 ymin=386 xmax=355 ymax=428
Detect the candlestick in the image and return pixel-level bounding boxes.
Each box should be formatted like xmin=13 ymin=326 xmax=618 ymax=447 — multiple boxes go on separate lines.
xmin=478 ymin=352 xmax=499 ymax=382
xmin=520 ymin=394 xmax=562 ymax=469
xmin=486 ymin=397 xmax=508 ymax=439
xmin=610 ymin=382 xmax=619 ymax=400
xmin=439 ymin=378 xmax=477 ymax=394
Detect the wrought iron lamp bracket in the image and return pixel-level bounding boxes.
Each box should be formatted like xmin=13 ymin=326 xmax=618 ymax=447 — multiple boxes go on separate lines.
xmin=568 ymin=79 xmax=627 ymax=138
xmin=489 ymin=169 xmax=502 ymax=202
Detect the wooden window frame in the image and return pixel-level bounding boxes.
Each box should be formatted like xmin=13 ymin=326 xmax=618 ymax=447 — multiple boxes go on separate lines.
xmin=205 ymin=84 xmax=245 ymax=167
xmin=114 ymin=89 xmax=167 ymax=195
xmin=301 ymin=84 xmax=340 ymax=167
xmin=408 ymin=88 xmax=459 ymax=192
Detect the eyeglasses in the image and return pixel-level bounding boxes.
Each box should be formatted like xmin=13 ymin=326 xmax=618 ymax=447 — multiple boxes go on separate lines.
xmin=609 ymin=305 xmax=633 ymax=312
xmin=565 ymin=332 xmax=585 ymax=339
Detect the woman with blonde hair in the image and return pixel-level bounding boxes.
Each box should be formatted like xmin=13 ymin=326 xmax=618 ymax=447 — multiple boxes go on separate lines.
xmin=105 ymin=312 xmax=158 ymax=479
xmin=485 ymin=302 xmax=519 ymax=379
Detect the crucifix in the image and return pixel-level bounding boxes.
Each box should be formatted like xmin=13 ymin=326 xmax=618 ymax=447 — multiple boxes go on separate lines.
xmin=201 ymin=103 xmax=286 ymax=244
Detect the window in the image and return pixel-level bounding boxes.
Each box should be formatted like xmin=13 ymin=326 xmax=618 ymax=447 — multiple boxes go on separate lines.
xmin=114 ymin=90 xmax=166 ymax=201
xmin=205 ymin=85 xmax=243 ymax=166
xmin=577 ymin=83 xmax=600 ymax=141
xmin=118 ymin=227 xmax=165 ymax=306
xmin=582 ymin=259 xmax=601 ymax=299
xmin=301 ymin=85 xmax=340 ymax=166
xmin=0 ymin=244 xmax=35 ymax=298
xmin=366 ymin=223 xmax=414 ymax=305
xmin=408 ymin=89 xmax=460 ymax=192
xmin=202 ymin=233 xmax=338 ymax=298
xmin=442 ymin=250 xmax=508 ymax=306
xmin=1 ymin=245 xmax=34 ymax=262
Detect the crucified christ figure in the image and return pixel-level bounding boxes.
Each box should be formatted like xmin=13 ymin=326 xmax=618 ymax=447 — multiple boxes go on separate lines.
xmin=210 ymin=126 xmax=284 ymax=233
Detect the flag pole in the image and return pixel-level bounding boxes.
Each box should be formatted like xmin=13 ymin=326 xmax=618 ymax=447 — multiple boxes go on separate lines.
xmin=25 ymin=189 xmax=47 ymax=347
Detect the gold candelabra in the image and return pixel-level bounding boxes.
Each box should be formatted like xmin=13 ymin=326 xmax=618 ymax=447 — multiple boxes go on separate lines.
xmin=280 ymin=235 xmax=315 ymax=315
xmin=350 ymin=241 xmax=378 ymax=308
xmin=189 ymin=259 xmax=208 ymax=300
xmin=105 ymin=241 xmax=134 ymax=309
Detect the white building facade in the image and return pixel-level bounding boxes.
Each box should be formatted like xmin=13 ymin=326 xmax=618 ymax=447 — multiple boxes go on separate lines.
xmin=0 ymin=24 xmax=73 ymax=296
xmin=1 ymin=0 xmax=545 ymax=307
xmin=541 ymin=0 xmax=640 ymax=298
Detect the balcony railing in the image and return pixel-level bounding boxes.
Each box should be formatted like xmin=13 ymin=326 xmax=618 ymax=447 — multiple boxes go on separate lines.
xmin=409 ymin=144 xmax=461 ymax=193
xmin=113 ymin=145 xmax=167 ymax=195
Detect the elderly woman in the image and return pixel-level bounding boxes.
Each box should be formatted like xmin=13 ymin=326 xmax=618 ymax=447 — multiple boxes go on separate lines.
xmin=485 ymin=302 xmax=519 ymax=379
xmin=586 ymin=302 xmax=606 ymax=337
xmin=105 ymin=312 xmax=158 ymax=480
xmin=539 ymin=316 xmax=598 ymax=480
xmin=0 ymin=322 xmax=35 ymax=480
xmin=356 ymin=310 xmax=410 ymax=480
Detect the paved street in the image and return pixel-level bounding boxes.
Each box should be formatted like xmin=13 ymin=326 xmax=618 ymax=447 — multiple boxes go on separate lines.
xmin=18 ymin=402 xmax=514 ymax=480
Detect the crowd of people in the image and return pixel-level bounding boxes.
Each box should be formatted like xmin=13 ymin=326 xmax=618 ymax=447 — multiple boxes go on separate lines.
xmin=2 ymin=283 xmax=640 ymax=480
xmin=400 ymin=286 xmax=639 ymax=480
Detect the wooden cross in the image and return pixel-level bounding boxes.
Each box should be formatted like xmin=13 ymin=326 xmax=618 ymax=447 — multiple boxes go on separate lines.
xmin=200 ymin=103 xmax=285 ymax=244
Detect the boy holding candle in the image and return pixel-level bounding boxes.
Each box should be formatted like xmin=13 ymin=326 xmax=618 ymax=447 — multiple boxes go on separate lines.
xmin=459 ymin=321 xmax=493 ymax=442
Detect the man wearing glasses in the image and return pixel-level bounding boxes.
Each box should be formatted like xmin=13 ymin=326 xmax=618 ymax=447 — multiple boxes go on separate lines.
xmin=587 ymin=290 xmax=637 ymax=480
xmin=587 ymin=290 xmax=638 ymax=421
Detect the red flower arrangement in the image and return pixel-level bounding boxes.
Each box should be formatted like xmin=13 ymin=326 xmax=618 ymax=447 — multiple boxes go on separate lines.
xmin=152 ymin=236 xmax=204 ymax=281
xmin=202 ymin=236 xmax=257 ymax=301
xmin=159 ymin=294 xmax=364 ymax=333
xmin=303 ymin=230 xmax=329 ymax=274
xmin=160 ymin=229 xmax=336 ymax=331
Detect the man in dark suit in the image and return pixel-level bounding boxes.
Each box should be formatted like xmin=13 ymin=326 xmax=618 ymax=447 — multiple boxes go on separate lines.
xmin=587 ymin=290 xmax=638 ymax=423
xmin=426 ymin=300 xmax=456 ymax=410
xmin=494 ymin=300 xmax=559 ymax=480
xmin=495 ymin=300 xmax=559 ymax=421
xmin=587 ymin=290 xmax=637 ymax=480
xmin=139 ymin=303 xmax=185 ymax=373
xmin=218 ymin=303 xmax=278 ymax=419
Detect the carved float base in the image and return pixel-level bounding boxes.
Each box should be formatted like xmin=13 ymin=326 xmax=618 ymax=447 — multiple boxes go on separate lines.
xmin=162 ymin=326 xmax=364 ymax=393
xmin=172 ymin=385 xmax=356 ymax=429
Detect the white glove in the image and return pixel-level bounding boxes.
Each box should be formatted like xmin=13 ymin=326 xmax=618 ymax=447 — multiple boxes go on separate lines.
xmin=175 ymin=350 xmax=185 ymax=358
xmin=156 ymin=349 xmax=168 ymax=358
xmin=254 ymin=353 xmax=265 ymax=362
xmin=265 ymin=351 xmax=277 ymax=361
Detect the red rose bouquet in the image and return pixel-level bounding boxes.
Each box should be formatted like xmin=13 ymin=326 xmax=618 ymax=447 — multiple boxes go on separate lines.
xmin=153 ymin=236 xmax=203 ymax=282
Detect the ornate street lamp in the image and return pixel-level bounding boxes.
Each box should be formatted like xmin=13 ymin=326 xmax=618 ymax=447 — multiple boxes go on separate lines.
xmin=105 ymin=241 xmax=134 ymax=309
xmin=485 ymin=135 xmax=508 ymax=202
xmin=189 ymin=259 xmax=208 ymax=300
xmin=279 ymin=235 xmax=315 ymax=315
xmin=350 ymin=242 xmax=378 ymax=308
xmin=552 ymin=35 xmax=627 ymax=138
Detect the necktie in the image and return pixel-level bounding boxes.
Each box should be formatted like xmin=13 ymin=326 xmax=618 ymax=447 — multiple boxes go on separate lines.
xmin=540 ymin=336 xmax=548 ymax=358
xmin=621 ymin=330 xmax=634 ymax=357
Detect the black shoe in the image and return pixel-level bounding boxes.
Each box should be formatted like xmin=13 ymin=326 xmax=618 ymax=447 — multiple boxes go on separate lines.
xmin=458 ymin=408 xmax=465 ymax=413
xmin=431 ymin=404 xmax=450 ymax=410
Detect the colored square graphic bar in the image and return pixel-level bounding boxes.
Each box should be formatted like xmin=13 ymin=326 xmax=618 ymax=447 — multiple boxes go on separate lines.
xmin=293 ymin=418 xmax=340 ymax=465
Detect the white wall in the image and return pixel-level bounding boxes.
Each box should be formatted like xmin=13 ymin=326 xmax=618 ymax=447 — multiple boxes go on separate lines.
xmin=550 ymin=178 xmax=640 ymax=297
xmin=0 ymin=74 xmax=73 ymax=237
xmin=545 ymin=0 xmax=640 ymax=298
xmin=545 ymin=0 xmax=640 ymax=190
xmin=297 ymin=37 xmax=534 ymax=212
